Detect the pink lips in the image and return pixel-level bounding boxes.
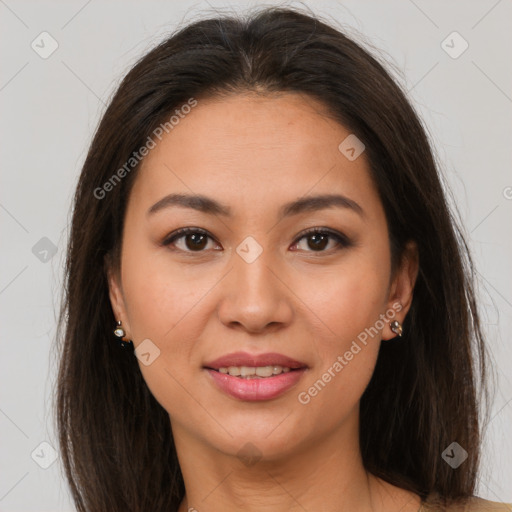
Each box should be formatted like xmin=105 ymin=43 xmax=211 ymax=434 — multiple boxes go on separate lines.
xmin=203 ymin=351 xmax=308 ymax=401
xmin=204 ymin=351 xmax=307 ymax=370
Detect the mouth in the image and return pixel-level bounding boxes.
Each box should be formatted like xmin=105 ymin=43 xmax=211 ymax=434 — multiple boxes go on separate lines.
xmin=203 ymin=351 xmax=307 ymax=371
xmin=205 ymin=365 xmax=302 ymax=379
xmin=202 ymin=352 xmax=308 ymax=401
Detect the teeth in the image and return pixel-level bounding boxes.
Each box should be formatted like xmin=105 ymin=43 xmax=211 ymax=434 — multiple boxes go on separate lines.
xmin=240 ymin=366 xmax=256 ymax=377
xmin=217 ymin=365 xmax=294 ymax=378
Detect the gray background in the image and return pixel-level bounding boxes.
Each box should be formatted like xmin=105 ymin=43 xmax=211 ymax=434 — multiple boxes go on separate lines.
xmin=1 ymin=0 xmax=511 ymax=510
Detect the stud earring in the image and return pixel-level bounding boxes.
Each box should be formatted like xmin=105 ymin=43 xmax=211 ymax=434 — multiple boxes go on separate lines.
xmin=114 ymin=320 xmax=125 ymax=338
xmin=113 ymin=320 xmax=133 ymax=350
xmin=390 ymin=320 xmax=403 ymax=337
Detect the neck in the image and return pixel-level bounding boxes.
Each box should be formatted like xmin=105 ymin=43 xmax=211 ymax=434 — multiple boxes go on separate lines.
xmin=173 ymin=412 xmax=390 ymax=512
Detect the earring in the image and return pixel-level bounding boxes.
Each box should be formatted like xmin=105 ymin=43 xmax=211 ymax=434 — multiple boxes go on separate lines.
xmin=114 ymin=320 xmax=125 ymax=338
xmin=113 ymin=320 xmax=133 ymax=350
xmin=390 ymin=320 xmax=403 ymax=337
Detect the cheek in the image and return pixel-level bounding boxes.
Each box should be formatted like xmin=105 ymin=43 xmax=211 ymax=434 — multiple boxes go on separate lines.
xmin=300 ymin=251 xmax=390 ymax=346
xmin=119 ymin=243 xmax=216 ymax=411
xmin=120 ymin=239 xmax=213 ymax=342
xmin=293 ymin=253 xmax=390 ymax=414
xmin=119 ymin=239 xmax=235 ymax=397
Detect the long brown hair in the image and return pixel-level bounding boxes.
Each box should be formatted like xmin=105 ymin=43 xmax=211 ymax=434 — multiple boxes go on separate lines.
xmin=55 ymin=6 xmax=490 ymax=511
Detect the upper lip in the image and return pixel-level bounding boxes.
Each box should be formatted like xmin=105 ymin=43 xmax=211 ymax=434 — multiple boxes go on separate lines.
xmin=203 ymin=351 xmax=307 ymax=370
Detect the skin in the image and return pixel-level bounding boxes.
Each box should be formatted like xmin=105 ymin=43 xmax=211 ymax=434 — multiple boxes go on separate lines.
xmin=108 ymin=92 xmax=420 ymax=512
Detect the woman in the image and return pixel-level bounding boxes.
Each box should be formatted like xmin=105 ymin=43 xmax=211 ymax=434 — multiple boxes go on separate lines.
xmin=55 ymin=6 xmax=511 ymax=512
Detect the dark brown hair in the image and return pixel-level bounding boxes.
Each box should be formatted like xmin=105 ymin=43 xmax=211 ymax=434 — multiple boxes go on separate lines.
xmin=55 ymin=6 xmax=490 ymax=511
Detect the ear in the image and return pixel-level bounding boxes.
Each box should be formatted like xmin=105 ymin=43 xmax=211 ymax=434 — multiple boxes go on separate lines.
xmin=382 ymin=240 xmax=419 ymax=340
xmin=105 ymin=253 xmax=132 ymax=341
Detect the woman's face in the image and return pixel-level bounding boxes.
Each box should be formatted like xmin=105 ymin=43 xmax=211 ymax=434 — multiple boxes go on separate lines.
xmin=108 ymin=92 xmax=417 ymax=461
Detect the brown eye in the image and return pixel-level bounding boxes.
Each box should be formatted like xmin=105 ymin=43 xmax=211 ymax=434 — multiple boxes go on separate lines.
xmin=183 ymin=232 xmax=208 ymax=251
xmin=306 ymin=233 xmax=329 ymax=251
xmin=163 ymin=228 xmax=218 ymax=252
xmin=291 ymin=228 xmax=351 ymax=253
xmin=163 ymin=227 xmax=350 ymax=254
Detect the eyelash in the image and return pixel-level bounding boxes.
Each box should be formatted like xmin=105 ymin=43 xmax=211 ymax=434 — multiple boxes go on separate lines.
xmin=161 ymin=227 xmax=351 ymax=254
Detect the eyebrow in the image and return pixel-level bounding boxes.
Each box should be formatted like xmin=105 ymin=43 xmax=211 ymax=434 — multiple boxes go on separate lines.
xmin=147 ymin=192 xmax=364 ymax=219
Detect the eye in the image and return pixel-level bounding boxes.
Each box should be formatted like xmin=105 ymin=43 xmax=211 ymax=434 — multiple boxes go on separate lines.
xmin=290 ymin=228 xmax=351 ymax=253
xmin=162 ymin=227 xmax=220 ymax=252
xmin=162 ymin=227 xmax=351 ymax=254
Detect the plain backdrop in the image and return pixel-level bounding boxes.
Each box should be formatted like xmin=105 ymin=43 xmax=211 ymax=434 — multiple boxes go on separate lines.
xmin=1 ymin=1 xmax=511 ymax=510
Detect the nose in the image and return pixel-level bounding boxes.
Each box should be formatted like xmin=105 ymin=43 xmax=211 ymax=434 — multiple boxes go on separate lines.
xmin=217 ymin=246 xmax=294 ymax=334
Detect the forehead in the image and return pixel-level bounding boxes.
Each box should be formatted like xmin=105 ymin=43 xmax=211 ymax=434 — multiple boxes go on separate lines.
xmin=129 ymin=92 xmax=381 ymax=220
xmin=143 ymin=92 xmax=351 ymax=170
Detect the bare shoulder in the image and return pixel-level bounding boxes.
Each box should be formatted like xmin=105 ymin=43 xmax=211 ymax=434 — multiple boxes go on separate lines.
xmin=422 ymin=495 xmax=512 ymax=512
xmin=459 ymin=497 xmax=512 ymax=512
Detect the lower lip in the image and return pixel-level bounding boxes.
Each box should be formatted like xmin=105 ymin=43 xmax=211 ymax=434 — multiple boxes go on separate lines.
xmin=204 ymin=368 xmax=307 ymax=401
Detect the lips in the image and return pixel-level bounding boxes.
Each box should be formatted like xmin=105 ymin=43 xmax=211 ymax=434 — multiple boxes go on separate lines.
xmin=203 ymin=351 xmax=307 ymax=370
xmin=205 ymin=368 xmax=307 ymax=401
xmin=203 ymin=351 xmax=308 ymax=401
